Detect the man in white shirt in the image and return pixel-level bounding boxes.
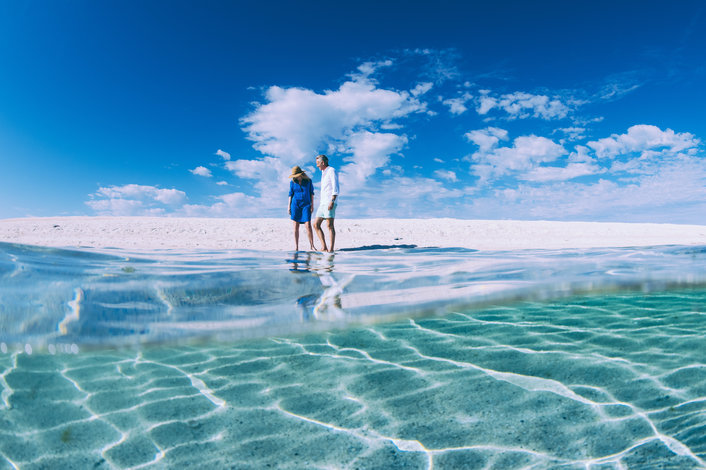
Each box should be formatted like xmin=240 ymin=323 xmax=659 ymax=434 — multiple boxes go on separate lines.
xmin=314 ymin=154 xmax=339 ymax=252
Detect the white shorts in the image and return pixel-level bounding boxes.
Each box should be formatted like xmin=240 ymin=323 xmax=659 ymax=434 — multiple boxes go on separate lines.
xmin=315 ymin=202 xmax=337 ymax=219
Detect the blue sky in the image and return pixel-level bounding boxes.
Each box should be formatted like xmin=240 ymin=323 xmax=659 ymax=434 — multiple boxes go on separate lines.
xmin=1 ymin=0 xmax=705 ymax=223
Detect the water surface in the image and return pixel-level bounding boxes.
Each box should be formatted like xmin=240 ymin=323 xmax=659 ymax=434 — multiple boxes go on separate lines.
xmin=1 ymin=242 xmax=706 ymax=468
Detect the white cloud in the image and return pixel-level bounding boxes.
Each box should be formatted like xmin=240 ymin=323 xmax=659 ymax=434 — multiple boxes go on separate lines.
xmin=465 ymin=127 xmax=509 ymax=153
xmin=381 ymin=164 xmax=404 ymax=177
xmin=93 ymin=184 xmax=186 ymax=205
xmin=182 ymin=191 xmax=263 ymax=217
xmin=341 ymin=131 xmax=407 ymax=190
xmin=595 ymin=73 xmax=642 ymax=101
xmin=153 ymin=190 xmax=185 ymax=205
xmin=224 ymin=156 xmax=313 ymax=197
xmin=466 ymin=158 xmax=706 ymax=223
xmin=434 ymin=169 xmax=458 ymax=182
xmin=408 ymin=48 xmax=461 ymax=83
xmin=520 ymin=146 xmax=602 ymax=182
xmin=556 ymin=127 xmax=587 ymax=141
xmin=476 ymin=91 xmax=497 ymax=115
xmin=467 ymin=129 xmax=567 ymax=183
xmin=387 ymin=176 xmax=462 ymax=200
xmin=86 ymin=184 xmax=187 ymax=216
xmin=457 ymin=124 xmax=706 ymax=222
xmin=85 ymin=198 xmax=151 ymax=217
xmin=231 ymin=67 xmax=428 ymax=212
xmin=215 ymin=149 xmax=231 ymax=161
xmin=587 ymin=124 xmax=700 ymax=159
xmin=411 ymin=82 xmax=433 ymax=97
xmin=475 ymin=91 xmax=570 ymax=120
xmin=520 ymin=162 xmax=600 ymax=182
xmin=190 ymin=166 xmax=212 ymax=177
xmin=216 ymin=181 xmax=229 ymax=186
xmin=465 ymin=124 xmax=701 ymax=189
xmin=342 ymin=176 xmax=464 ymax=218
xmin=351 ymin=59 xmax=394 ymax=81
xmin=442 ymin=92 xmax=473 ymax=115
xmin=488 ymin=135 xmax=567 ymax=170
xmin=225 ymin=157 xmax=283 ymax=182
xmin=240 ymin=77 xmax=424 ymax=165
xmin=444 ymin=99 xmax=467 ymax=115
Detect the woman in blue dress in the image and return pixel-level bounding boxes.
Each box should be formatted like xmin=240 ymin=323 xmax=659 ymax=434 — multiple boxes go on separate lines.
xmin=287 ymin=166 xmax=316 ymax=251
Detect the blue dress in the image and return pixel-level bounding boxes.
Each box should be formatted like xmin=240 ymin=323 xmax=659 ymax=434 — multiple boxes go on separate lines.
xmin=289 ymin=179 xmax=314 ymax=223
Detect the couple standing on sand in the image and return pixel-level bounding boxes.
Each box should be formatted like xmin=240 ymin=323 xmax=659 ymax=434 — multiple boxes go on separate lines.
xmin=287 ymin=154 xmax=339 ymax=252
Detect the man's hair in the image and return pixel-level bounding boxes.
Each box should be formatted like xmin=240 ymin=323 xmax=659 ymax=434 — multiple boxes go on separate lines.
xmin=316 ymin=154 xmax=329 ymax=165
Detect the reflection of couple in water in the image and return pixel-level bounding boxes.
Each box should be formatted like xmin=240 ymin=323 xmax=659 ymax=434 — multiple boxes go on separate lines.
xmin=287 ymin=251 xmax=343 ymax=321
xmin=288 ymin=154 xmax=339 ymax=252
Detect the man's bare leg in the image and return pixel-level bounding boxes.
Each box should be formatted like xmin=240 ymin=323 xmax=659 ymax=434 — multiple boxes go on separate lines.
xmin=327 ymin=218 xmax=336 ymax=252
xmin=314 ymin=217 xmax=328 ymax=252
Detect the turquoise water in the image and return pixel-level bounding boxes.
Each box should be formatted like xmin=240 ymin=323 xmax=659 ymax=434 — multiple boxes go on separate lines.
xmin=2 ymin=242 xmax=706 ymax=469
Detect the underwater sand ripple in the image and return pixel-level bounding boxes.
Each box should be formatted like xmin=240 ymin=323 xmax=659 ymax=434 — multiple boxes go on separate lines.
xmin=2 ymin=289 xmax=706 ymax=468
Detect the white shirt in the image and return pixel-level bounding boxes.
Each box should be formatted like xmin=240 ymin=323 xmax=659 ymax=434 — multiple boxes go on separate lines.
xmin=319 ymin=166 xmax=339 ymax=205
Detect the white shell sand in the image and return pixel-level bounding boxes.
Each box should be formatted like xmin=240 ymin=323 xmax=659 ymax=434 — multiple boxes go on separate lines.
xmin=1 ymin=217 xmax=705 ymax=251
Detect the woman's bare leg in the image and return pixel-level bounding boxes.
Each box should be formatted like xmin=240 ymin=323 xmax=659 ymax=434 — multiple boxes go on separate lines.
xmin=293 ymin=220 xmax=300 ymax=251
xmin=305 ymin=221 xmax=315 ymax=250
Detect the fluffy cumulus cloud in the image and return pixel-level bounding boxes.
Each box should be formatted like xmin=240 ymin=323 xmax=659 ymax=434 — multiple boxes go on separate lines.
xmin=86 ymin=184 xmax=187 ymax=216
xmin=352 ymin=59 xmax=394 ymax=80
xmin=467 ymin=127 xmax=567 ymax=183
xmin=442 ymin=92 xmax=473 ymax=115
xmin=587 ymin=124 xmax=699 ymax=160
xmin=466 ymin=161 xmax=706 ymax=223
xmin=341 ymin=131 xmax=408 ymax=190
xmin=520 ymin=146 xmax=602 ymax=182
xmin=465 ymin=127 xmax=509 ymax=152
xmin=476 ymin=91 xmax=571 ymax=120
xmin=463 ymin=124 xmax=700 ymax=189
xmin=348 ymin=176 xmax=464 ymax=218
xmin=215 ymin=149 xmax=231 ymax=161
xmin=240 ymin=75 xmax=425 ymax=165
xmin=227 ymin=64 xmax=430 ymax=208
xmin=468 ymin=124 xmax=701 ymax=182
xmin=190 ymin=166 xmax=212 ymax=177
xmin=182 ymin=192 xmax=263 ymax=217
xmin=224 ymin=156 xmax=289 ymax=194
xmin=556 ymin=127 xmax=587 ymax=141
xmin=520 ymin=161 xmax=599 ymax=183
xmin=459 ymin=124 xmax=706 ymax=222
xmin=88 ymin=184 xmax=271 ymax=218
xmin=411 ymin=82 xmax=433 ymax=97
xmin=434 ymin=169 xmax=458 ymax=182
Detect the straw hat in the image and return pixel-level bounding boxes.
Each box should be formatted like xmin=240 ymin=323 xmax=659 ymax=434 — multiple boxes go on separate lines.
xmin=289 ymin=166 xmax=307 ymax=179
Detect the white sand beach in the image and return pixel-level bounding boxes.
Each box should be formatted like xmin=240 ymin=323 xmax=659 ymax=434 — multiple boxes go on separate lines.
xmin=1 ymin=217 xmax=705 ymax=251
